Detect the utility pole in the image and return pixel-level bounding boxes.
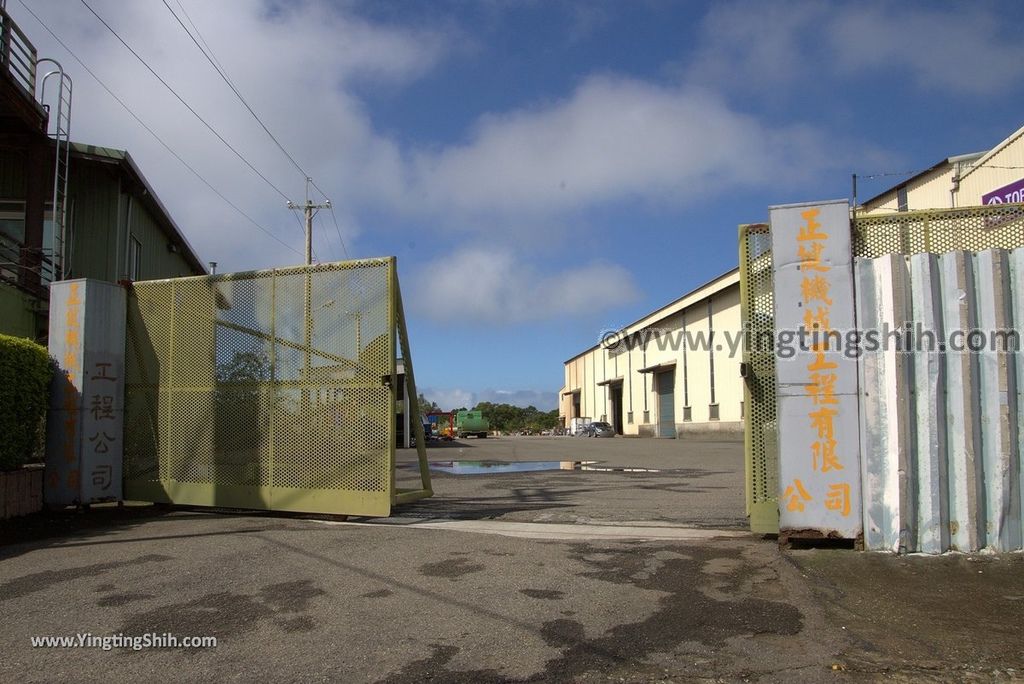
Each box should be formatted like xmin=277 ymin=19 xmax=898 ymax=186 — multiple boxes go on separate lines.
xmin=287 ymin=179 xmax=331 ymax=266
xmin=288 ymin=179 xmax=331 ymax=416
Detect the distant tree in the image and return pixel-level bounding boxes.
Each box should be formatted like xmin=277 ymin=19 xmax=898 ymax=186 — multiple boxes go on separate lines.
xmin=216 ymin=350 xmax=270 ymax=383
xmin=471 ymin=402 xmax=559 ymax=432
xmin=416 ymin=393 xmax=442 ymax=413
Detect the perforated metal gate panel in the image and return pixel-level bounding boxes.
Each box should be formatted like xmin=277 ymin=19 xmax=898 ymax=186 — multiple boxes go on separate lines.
xmin=739 ymin=224 xmax=779 ymax=533
xmin=853 ymin=204 xmax=1024 ymax=257
xmin=124 ymin=258 xmax=429 ymax=516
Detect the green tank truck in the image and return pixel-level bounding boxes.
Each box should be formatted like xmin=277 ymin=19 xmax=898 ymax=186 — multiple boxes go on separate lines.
xmin=455 ymin=410 xmax=490 ymax=438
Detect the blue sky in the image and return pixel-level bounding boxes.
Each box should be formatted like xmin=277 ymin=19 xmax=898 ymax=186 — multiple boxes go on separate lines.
xmin=15 ymin=0 xmax=1024 ymax=410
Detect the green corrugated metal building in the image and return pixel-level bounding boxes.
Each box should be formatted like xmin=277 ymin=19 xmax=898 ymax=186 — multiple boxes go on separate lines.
xmin=0 ymin=143 xmax=206 ymax=341
xmin=0 ymin=2 xmax=204 ymax=342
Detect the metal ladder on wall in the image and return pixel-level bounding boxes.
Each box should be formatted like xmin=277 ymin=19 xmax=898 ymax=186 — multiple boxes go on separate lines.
xmin=38 ymin=59 xmax=72 ymax=282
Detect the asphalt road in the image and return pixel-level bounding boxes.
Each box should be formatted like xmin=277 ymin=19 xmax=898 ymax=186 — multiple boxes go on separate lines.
xmin=2 ymin=435 xmax=1023 ymax=682
xmin=392 ymin=435 xmax=747 ymax=528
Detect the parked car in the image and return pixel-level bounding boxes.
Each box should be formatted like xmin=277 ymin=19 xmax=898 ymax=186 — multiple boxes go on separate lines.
xmin=580 ymin=421 xmax=615 ymax=438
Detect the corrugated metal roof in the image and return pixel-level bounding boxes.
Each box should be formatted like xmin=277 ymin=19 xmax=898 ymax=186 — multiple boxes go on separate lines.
xmin=958 ymin=122 xmax=1024 ymax=183
xmin=859 ymin=152 xmax=987 ymax=209
xmin=563 ymin=266 xmax=739 ymax=364
xmin=69 ymin=141 xmax=206 ymax=275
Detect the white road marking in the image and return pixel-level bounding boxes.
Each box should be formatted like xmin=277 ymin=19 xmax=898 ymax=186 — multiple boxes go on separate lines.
xmin=313 ymin=518 xmax=751 ymax=541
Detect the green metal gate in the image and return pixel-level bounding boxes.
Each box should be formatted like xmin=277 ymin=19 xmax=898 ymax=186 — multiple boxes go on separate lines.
xmin=123 ymin=257 xmax=431 ymax=517
xmin=739 ymin=223 xmax=779 ymax=533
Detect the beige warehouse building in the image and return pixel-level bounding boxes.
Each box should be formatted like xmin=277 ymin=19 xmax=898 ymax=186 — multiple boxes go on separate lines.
xmin=860 ymin=122 xmax=1024 ymax=213
xmin=560 ymin=268 xmax=743 ymax=438
xmin=563 ymin=120 xmax=1024 ymax=440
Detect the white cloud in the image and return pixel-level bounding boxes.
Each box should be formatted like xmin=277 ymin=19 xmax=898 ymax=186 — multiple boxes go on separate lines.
xmin=828 ymin=5 xmax=1024 ymax=95
xmin=684 ymin=2 xmax=825 ymax=93
xmin=19 ymin=0 xmax=450 ymax=270
xmin=418 ymin=387 xmax=475 ymax=412
xmin=18 ymin=0 xmax=862 ymax=267
xmin=418 ymin=387 xmax=558 ymax=412
xmin=408 ymin=247 xmax=641 ymax=324
xmin=686 ymin=1 xmax=1024 ymax=97
xmin=15 ymin=0 xmax=926 ymax=288
xmin=404 ymin=75 xmax=835 ymax=221
xmin=477 ymin=389 xmax=557 ymax=411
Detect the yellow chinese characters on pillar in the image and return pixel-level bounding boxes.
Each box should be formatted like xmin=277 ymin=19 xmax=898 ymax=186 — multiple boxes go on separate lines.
xmin=803 ymin=306 xmax=830 ymax=332
xmin=783 ymin=479 xmax=812 ymax=512
xmin=795 ymin=206 xmax=847 ymax=517
xmin=806 ymin=372 xmax=837 ymax=405
xmin=801 ymin=276 xmax=833 ymax=306
xmin=63 ymin=283 xmax=82 ymax=380
xmin=825 ymin=483 xmax=851 ymax=517
xmin=797 ymin=241 xmax=830 ymax=273
xmin=796 ymin=208 xmax=828 ymax=241
xmin=812 ymin=439 xmax=844 ymax=473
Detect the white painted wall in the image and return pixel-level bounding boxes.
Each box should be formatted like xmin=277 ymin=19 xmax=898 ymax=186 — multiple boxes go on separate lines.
xmin=561 ymin=275 xmax=742 ymax=437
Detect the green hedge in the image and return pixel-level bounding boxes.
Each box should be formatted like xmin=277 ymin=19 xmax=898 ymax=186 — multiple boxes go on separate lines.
xmin=0 ymin=334 xmax=53 ymax=471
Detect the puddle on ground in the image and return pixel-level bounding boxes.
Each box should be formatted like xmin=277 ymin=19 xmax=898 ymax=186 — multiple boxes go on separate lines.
xmin=414 ymin=460 xmax=663 ymax=475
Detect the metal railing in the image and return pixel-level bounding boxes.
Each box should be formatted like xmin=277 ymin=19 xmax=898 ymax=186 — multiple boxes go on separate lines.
xmin=0 ymin=231 xmax=56 ymax=292
xmin=0 ymin=3 xmax=37 ymax=98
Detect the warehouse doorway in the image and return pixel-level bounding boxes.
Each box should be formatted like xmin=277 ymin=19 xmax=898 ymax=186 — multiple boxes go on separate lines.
xmin=656 ymin=369 xmax=676 ymax=438
xmin=609 ymin=382 xmax=623 ymax=435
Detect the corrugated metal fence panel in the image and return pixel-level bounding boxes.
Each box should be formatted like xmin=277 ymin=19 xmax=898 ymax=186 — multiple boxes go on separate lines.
xmin=1014 ymin=249 xmax=1024 ymax=554
xmin=974 ymin=251 xmax=1020 ymax=550
xmin=856 ymin=254 xmax=909 ymax=552
xmin=855 ymin=248 xmax=1024 ymax=553
xmin=907 ymin=254 xmax=948 ymax=554
xmin=938 ymin=252 xmax=984 ymax=552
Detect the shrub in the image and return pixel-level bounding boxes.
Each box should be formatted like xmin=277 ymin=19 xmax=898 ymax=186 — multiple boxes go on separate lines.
xmin=0 ymin=334 xmax=53 ymax=471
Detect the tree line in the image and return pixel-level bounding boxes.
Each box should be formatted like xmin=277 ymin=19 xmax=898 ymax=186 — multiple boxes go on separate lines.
xmin=417 ymin=394 xmax=559 ymax=433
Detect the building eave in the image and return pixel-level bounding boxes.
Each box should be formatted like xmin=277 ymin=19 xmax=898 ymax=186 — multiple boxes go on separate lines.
xmin=957 ymin=122 xmax=1024 ymax=183
xmin=562 ymin=266 xmax=740 ymax=365
xmin=859 ymin=151 xmax=988 ymax=208
xmin=69 ymin=142 xmax=206 ymax=275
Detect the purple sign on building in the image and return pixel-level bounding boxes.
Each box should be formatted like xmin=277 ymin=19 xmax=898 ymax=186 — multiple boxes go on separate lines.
xmin=982 ymin=177 xmax=1024 ymax=205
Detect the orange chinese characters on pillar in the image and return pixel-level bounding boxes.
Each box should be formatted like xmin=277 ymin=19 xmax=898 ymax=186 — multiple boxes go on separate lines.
xmin=812 ymin=439 xmax=844 ymax=473
xmin=808 ymin=406 xmax=837 ymax=441
xmin=797 ymin=241 xmax=830 ymax=273
xmin=803 ymin=306 xmax=831 ymax=333
xmin=806 ymin=372 xmax=838 ymax=406
xmin=825 ymin=483 xmax=851 ymax=517
xmin=801 ymin=276 xmax=833 ymax=306
xmin=807 ymin=345 xmax=838 ymax=372
xmin=64 ymin=284 xmax=82 ymax=377
xmin=796 ymin=208 xmax=828 ymax=242
xmin=783 ymin=478 xmax=812 ymax=512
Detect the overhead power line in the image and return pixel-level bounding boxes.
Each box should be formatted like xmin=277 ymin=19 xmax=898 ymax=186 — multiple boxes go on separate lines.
xmin=161 ymin=0 xmax=341 ymax=260
xmin=15 ymin=0 xmax=303 ymax=257
xmin=77 ymin=0 xmax=298 ymax=208
xmin=327 ymin=204 xmax=351 ymax=260
xmin=160 ymin=0 xmax=310 ymax=184
xmin=857 ymin=162 xmax=1024 ymax=182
